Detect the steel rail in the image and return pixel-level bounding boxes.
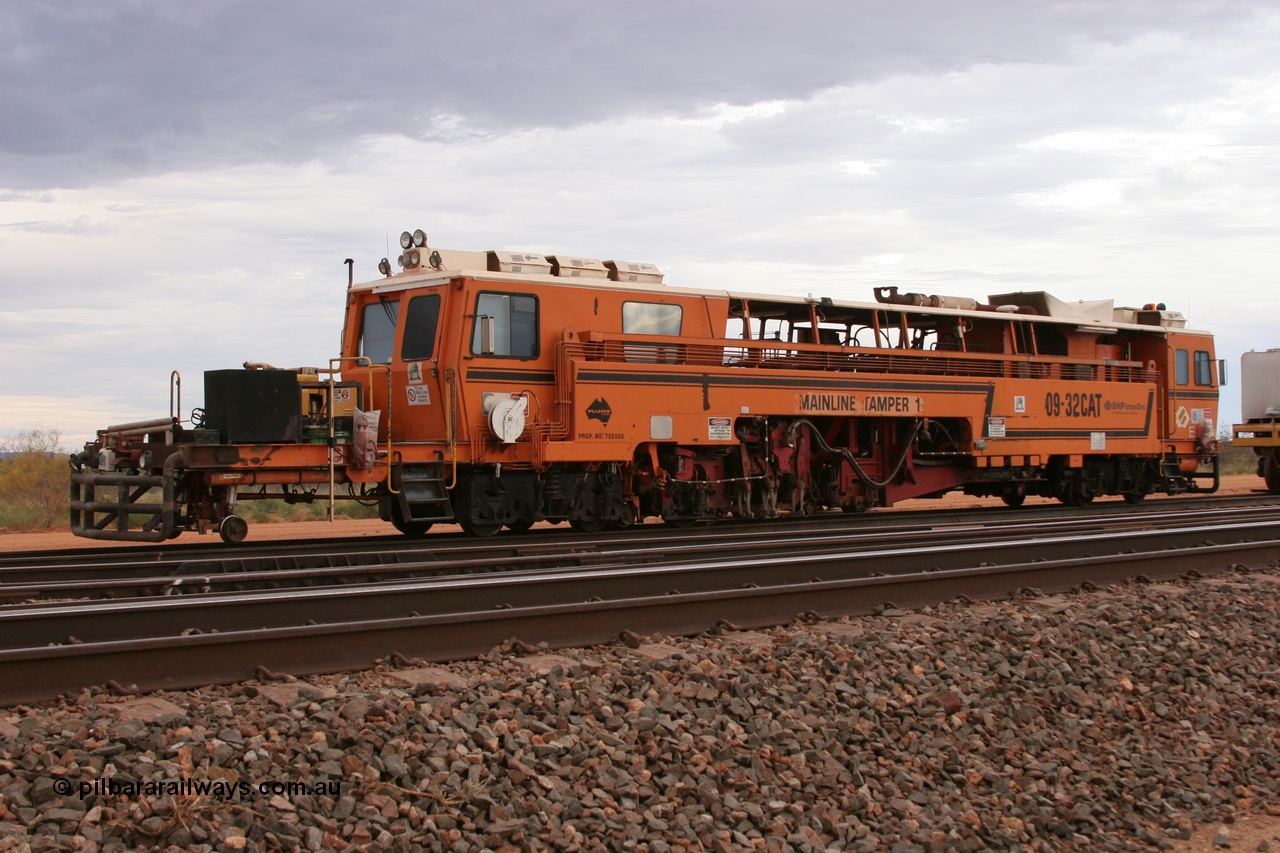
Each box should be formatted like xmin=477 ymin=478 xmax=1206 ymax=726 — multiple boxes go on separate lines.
xmin=2 ymin=515 xmax=1277 ymax=650
xmin=4 ymin=504 xmax=1278 ymax=600
xmin=0 ymin=532 xmax=1275 ymax=706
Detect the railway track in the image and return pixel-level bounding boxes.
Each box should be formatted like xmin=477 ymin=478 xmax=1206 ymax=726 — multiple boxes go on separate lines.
xmin=0 ymin=503 xmax=1275 ymax=601
xmin=1 ymin=490 xmax=1274 ymax=587
xmin=1 ymin=500 xmax=1277 ymax=705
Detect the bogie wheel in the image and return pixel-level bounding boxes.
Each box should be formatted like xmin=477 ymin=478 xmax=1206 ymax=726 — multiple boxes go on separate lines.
xmin=505 ymin=520 xmax=535 ymax=534
xmin=390 ymin=502 xmax=433 ymax=537
xmin=605 ymin=505 xmax=638 ymax=530
xmin=458 ymin=516 xmax=502 ymax=537
xmin=454 ymin=475 xmax=502 ymax=537
xmin=663 ymin=515 xmax=698 ymax=529
xmin=1266 ymin=454 xmax=1280 ymax=495
xmin=1123 ymin=491 xmax=1146 ymax=505
xmin=219 ymin=514 xmax=248 ymax=544
xmin=570 ymin=512 xmax=609 ymax=532
xmin=1059 ymin=478 xmax=1094 ymax=507
xmin=1001 ymin=493 xmax=1026 ymax=508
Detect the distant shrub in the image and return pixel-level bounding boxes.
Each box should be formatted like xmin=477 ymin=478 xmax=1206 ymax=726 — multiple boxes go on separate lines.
xmin=0 ymin=426 xmax=67 ymax=530
xmin=239 ymin=497 xmax=381 ymax=524
xmin=1218 ymin=439 xmax=1261 ymax=476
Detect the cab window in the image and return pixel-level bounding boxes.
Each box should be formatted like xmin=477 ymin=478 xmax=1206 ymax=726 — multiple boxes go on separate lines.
xmin=359 ymin=299 xmax=399 ymax=365
xmin=1194 ymin=350 xmax=1213 ymax=386
xmin=471 ymin=292 xmax=538 ymax=358
xmin=1174 ymin=348 xmax=1189 ymax=386
xmin=623 ymin=302 xmax=683 ymax=336
xmin=401 ymin=293 xmax=441 ymax=361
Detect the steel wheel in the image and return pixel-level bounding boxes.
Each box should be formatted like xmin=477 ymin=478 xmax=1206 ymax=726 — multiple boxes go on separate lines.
xmin=390 ymin=503 xmax=433 ymax=537
xmin=458 ymin=516 xmax=502 ymax=537
xmin=1266 ymin=453 xmax=1280 ymax=494
xmin=218 ymin=514 xmax=248 ymax=544
xmin=569 ymin=517 xmax=608 ymax=534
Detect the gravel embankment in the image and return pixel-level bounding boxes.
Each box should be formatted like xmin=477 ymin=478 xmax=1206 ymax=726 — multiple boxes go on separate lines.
xmin=2 ymin=564 xmax=1280 ymax=852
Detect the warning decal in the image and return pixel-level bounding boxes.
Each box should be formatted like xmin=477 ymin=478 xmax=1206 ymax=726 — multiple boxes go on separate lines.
xmin=708 ymin=417 xmax=733 ymax=441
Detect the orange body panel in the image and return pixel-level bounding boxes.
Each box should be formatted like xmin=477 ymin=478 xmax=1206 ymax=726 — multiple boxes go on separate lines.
xmin=327 ymin=265 xmax=1220 ymax=530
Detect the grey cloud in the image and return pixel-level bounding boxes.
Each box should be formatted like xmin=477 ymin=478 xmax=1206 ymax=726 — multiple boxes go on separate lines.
xmin=2 ymin=0 xmax=1270 ymax=189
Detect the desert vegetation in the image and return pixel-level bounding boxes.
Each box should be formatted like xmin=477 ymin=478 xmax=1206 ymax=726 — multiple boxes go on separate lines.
xmin=0 ymin=426 xmax=67 ymax=530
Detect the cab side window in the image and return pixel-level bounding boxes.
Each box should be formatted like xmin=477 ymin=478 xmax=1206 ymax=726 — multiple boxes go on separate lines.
xmin=1194 ymin=350 xmax=1213 ymax=386
xmin=1174 ymin=348 xmax=1189 ymax=386
xmin=623 ymin=302 xmax=683 ymax=336
xmin=471 ymin=292 xmax=538 ymax=358
xmin=359 ymin=299 xmax=400 ymax=365
xmin=620 ymin=301 xmax=683 ymax=363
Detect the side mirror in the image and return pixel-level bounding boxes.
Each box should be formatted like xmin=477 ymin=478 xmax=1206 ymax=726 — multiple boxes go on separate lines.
xmin=1217 ymin=359 xmax=1228 ymax=387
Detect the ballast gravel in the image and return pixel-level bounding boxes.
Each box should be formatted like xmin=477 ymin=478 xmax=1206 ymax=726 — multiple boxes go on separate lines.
xmin=2 ymin=568 xmax=1280 ymax=852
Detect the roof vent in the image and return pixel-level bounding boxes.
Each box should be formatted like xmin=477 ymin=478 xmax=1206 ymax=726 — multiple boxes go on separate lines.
xmin=549 ymin=256 xmax=609 ymax=278
xmin=488 ymin=251 xmax=552 ymax=275
xmin=605 ymin=260 xmax=664 ymax=284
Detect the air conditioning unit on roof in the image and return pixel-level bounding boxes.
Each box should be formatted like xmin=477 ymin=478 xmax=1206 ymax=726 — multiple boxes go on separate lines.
xmin=549 ymin=256 xmax=609 ymax=278
xmin=605 ymin=260 xmax=664 ymax=284
xmin=488 ymin=251 xmax=552 ymax=275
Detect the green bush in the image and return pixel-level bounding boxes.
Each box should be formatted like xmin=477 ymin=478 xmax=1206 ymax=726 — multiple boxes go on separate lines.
xmin=0 ymin=426 xmax=67 ymax=530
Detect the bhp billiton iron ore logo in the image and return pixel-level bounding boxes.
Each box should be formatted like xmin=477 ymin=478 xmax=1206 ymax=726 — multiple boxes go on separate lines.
xmin=585 ymin=397 xmax=613 ymax=425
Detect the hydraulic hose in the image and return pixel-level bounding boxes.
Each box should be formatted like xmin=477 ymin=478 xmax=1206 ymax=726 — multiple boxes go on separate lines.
xmin=786 ymin=418 xmax=922 ymax=490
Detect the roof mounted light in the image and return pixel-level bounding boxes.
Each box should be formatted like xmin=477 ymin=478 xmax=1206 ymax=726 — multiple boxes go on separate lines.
xmin=378 ymin=258 xmax=392 ymax=276
xmin=412 ymin=229 xmax=427 ymax=248
xmin=399 ymin=231 xmax=413 ymax=250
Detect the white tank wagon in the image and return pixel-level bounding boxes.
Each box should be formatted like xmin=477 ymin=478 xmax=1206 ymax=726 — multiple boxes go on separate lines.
xmin=1231 ymin=349 xmax=1280 ymax=493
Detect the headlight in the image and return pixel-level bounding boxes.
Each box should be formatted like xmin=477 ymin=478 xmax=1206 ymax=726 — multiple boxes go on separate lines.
xmin=400 ymin=231 xmax=413 ymax=250
xmin=412 ymin=229 xmax=427 ymax=247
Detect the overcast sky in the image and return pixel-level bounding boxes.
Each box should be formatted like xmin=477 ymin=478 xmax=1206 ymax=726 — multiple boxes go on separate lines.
xmin=3 ymin=0 xmax=1278 ymax=444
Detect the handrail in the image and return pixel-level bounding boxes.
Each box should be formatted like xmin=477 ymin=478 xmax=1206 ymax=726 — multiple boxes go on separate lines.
xmin=567 ymin=331 xmax=1156 ymax=384
xmin=327 ymin=357 xmax=395 ymax=504
xmin=169 ymin=371 xmax=181 ymax=422
xmin=444 ymin=367 xmax=459 ymax=489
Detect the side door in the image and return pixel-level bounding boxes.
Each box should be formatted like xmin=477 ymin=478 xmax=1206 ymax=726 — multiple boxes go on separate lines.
xmin=395 ymin=290 xmax=448 ymax=442
xmin=1166 ymin=335 xmax=1218 ymax=443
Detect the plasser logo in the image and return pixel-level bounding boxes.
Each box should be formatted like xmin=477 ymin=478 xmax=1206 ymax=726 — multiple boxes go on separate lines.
xmin=586 ymin=397 xmax=613 ymax=425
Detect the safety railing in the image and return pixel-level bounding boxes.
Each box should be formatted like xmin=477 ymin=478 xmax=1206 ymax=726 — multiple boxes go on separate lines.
xmin=567 ymin=332 xmax=1157 ymax=384
xmin=69 ymin=454 xmax=180 ymax=542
